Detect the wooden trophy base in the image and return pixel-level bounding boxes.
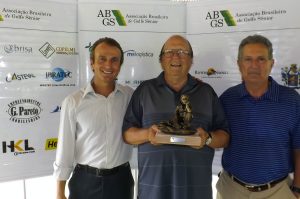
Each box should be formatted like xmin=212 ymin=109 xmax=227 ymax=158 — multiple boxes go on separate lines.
xmin=154 ymin=131 xmax=201 ymax=147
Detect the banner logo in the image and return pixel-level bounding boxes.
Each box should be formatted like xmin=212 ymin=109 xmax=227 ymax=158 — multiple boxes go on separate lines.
xmin=46 ymin=67 xmax=72 ymax=82
xmin=85 ymin=42 xmax=92 ymax=52
xmin=2 ymin=139 xmax=35 ymax=156
xmin=6 ymin=73 xmax=36 ymax=82
xmin=281 ymin=64 xmax=300 ymax=89
xmin=97 ymin=10 xmax=127 ymax=26
xmin=7 ymin=99 xmax=42 ymax=123
xmin=39 ymin=42 xmax=55 ymax=58
xmin=45 ymin=138 xmax=57 ymax=150
xmin=124 ymin=50 xmax=153 ymax=58
xmin=55 ymin=46 xmax=78 ymax=55
xmin=4 ymin=44 xmax=33 ymax=54
xmin=195 ymin=67 xmax=229 ymax=79
xmin=50 ymin=106 xmax=61 ymax=113
xmin=206 ymin=10 xmax=237 ymax=27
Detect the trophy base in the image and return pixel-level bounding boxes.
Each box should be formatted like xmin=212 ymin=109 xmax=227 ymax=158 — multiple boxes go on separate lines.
xmin=154 ymin=131 xmax=201 ymax=147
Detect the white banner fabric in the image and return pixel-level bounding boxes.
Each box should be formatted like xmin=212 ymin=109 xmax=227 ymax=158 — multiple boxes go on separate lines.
xmin=0 ymin=0 xmax=79 ymax=182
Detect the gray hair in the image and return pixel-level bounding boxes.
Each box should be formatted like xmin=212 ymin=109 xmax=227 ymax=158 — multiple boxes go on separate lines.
xmin=238 ymin=34 xmax=273 ymax=60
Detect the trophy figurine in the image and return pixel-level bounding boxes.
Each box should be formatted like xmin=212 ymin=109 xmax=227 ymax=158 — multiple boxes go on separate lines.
xmin=155 ymin=95 xmax=201 ymax=146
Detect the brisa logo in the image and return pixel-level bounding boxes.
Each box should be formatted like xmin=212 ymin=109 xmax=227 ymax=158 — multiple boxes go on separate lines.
xmin=97 ymin=10 xmax=127 ymax=26
xmin=4 ymin=44 xmax=32 ymax=54
xmin=2 ymin=139 xmax=35 ymax=156
xmin=206 ymin=10 xmax=237 ymax=28
xmin=7 ymin=99 xmax=42 ymax=123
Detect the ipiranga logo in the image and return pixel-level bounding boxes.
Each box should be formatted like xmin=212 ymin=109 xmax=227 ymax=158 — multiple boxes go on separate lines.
xmin=97 ymin=10 xmax=127 ymax=26
xmin=206 ymin=10 xmax=237 ymax=27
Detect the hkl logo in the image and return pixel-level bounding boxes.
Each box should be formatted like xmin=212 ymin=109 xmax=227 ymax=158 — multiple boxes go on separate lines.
xmin=206 ymin=10 xmax=236 ymax=28
xmin=97 ymin=10 xmax=127 ymax=26
xmin=2 ymin=139 xmax=35 ymax=155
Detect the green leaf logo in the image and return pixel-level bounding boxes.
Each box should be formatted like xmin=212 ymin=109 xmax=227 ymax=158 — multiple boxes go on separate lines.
xmin=112 ymin=10 xmax=127 ymax=26
xmin=220 ymin=10 xmax=236 ymax=26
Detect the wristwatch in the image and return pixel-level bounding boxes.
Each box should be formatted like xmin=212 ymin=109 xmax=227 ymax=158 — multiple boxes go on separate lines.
xmin=291 ymin=185 xmax=300 ymax=194
xmin=205 ymin=132 xmax=212 ymax=145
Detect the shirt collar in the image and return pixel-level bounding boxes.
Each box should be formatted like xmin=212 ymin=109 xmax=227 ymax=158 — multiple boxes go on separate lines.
xmin=82 ymin=80 xmax=123 ymax=98
xmin=239 ymin=76 xmax=280 ymax=101
xmin=155 ymin=71 xmax=198 ymax=92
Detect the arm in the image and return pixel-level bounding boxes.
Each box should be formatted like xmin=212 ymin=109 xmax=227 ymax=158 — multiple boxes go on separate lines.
xmin=292 ymin=149 xmax=300 ymax=198
xmin=56 ymin=180 xmax=67 ymax=199
xmin=210 ymin=129 xmax=230 ymax=148
xmin=123 ymin=125 xmax=160 ymax=145
xmin=53 ymin=96 xmax=76 ymax=195
xmin=196 ymin=128 xmax=230 ymax=149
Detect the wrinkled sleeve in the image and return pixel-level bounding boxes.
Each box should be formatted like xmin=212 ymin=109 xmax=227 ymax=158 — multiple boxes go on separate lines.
xmin=53 ymin=95 xmax=76 ymax=180
xmin=122 ymin=87 xmax=143 ymax=133
xmin=212 ymin=90 xmax=230 ymax=134
xmin=292 ymin=93 xmax=300 ymax=149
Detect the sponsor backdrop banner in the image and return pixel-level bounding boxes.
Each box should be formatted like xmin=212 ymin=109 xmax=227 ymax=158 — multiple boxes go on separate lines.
xmin=187 ymin=0 xmax=300 ymax=173
xmin=78 ymin=1 xmax=185 ymax=86
xmin=1 ymin=0 xmax=299 ymax=181
xmin=0 ymin=0 xmax=79 ymax=182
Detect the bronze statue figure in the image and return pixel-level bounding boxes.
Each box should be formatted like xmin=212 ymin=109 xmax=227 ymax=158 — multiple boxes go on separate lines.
xmin=158 ymin=95 xmax=196 ymax=135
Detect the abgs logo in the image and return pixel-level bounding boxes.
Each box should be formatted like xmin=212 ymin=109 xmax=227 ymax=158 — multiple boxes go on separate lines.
xmin=206 ymin=10 xmax=236 ymax=28
xmin=97 ymin=10 xmax=126 ymax=26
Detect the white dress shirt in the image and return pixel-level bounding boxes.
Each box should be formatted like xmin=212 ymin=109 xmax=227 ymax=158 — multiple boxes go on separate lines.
xmin=53 ymin=82 xmax=133 ymax=180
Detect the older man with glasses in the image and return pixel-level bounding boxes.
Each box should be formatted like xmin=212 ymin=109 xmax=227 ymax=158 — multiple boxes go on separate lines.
xmin=122 ymin=35 xmax=230 ymax=199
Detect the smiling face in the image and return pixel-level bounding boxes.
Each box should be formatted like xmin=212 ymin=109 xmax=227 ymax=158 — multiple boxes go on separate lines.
xmin=238 ymin=43 xmax=274 ymax=86
xmin=160 ymin=36 xmax=193 ymax=82
xmin=91 ymin=42 xmax=122 ymax=85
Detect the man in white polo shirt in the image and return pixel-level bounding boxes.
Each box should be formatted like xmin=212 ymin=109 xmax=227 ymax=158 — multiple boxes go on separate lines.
xmin=53 ymin=37 xmax=134 ymax=199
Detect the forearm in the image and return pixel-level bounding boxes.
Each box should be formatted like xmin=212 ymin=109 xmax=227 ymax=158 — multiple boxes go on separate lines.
xmin=123 ymin=127 xmax=150 ymax=145
xmin=293 ymin=149 xmax=300 ymax=187
xmin=209 ymin=129 xmax=230 ymax=148
xmin=56 ymin=180 xmax=67 ymax=199
xmin=292 ymin=149 xmax=300 ymax=198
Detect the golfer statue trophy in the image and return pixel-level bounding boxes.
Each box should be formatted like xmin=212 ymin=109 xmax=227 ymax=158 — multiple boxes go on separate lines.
xmin=155 ymin=95 xmax=201 ymax=146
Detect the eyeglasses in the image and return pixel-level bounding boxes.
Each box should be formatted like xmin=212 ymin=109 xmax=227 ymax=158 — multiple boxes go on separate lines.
xmin=162 ymin=49 xmax=191 ymax=58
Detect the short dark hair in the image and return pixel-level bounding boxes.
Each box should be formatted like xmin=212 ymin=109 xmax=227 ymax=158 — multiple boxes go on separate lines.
xmin=238 ymin=34 xmax=273 ymax=60
xmin=90 ymin=37 xmax=124 ymax=65
xmin=159 ymin=35 xmax=194 ymax=62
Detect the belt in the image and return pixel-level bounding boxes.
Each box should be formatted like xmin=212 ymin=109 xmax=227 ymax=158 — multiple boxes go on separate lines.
xmin=75 ymin=162 xmax=129 ymax=176
xmin=228 ymin=173 xmax=287 ymax=192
